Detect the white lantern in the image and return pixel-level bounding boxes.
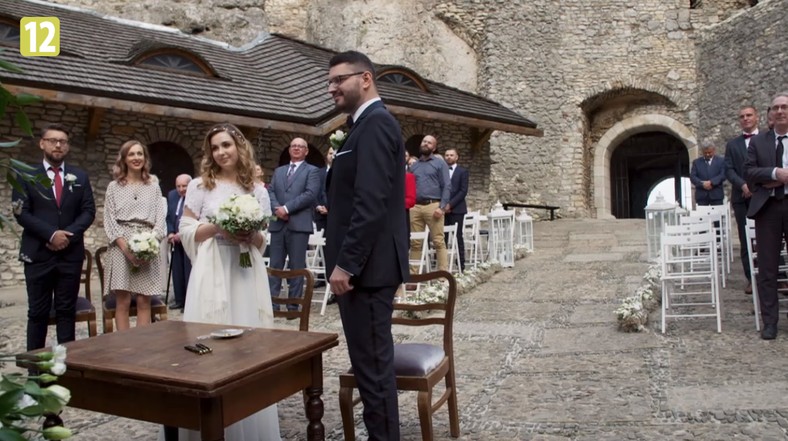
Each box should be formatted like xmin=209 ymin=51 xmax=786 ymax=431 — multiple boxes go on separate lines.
xmin=645 ymin=193 xmax=678 ymax=260
xmin=488 ymin=201 xmax=515 ymax=267
xmin=515 ymin=210 xmax=534 ymax=252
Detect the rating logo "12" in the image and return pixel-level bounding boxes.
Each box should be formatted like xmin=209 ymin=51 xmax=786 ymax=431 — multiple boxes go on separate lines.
xmin=20 ymin=17 xmax=60 ymax=57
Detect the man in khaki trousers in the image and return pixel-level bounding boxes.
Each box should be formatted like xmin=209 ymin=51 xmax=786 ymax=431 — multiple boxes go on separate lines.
xmin=409 ymin=134 xmax=451 ymax=272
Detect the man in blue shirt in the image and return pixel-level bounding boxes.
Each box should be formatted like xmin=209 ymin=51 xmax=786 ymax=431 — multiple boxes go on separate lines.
xmin=409 ymin=135 xmax=451 ymax=271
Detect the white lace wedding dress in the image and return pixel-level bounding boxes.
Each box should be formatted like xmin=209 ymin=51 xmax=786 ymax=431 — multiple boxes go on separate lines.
xmin=160 ymin=178 xmax=281 ymax=441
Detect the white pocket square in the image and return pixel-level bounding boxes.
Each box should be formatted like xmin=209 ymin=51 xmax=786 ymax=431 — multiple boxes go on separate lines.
xmin=335 ymin=150 xmax=353 ymax=157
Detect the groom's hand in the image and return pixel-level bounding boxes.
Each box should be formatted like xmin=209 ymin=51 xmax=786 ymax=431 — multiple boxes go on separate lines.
xmin=329 ymin=267 xmax=353 ymax=296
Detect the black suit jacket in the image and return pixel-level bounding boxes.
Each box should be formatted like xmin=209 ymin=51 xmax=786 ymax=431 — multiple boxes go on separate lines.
xmin=166 ymin=189 xmax=182 ymax=235
xmin=12 ymin=163 xmax=96 ymax=263
xmin=447 ymin=165 xmax=469 ymax=214
xmin=745 ymin=130 xmax=783 ymax=218
xmin=725 ymin=134 xmax=752 ymax=204
xmin=690 ymin=155 xmax=726 ymax=204
xmin=325 ymin=100 xmax=408 ymax=288
xmin=314 ymin=166 xmax=329 ymax=223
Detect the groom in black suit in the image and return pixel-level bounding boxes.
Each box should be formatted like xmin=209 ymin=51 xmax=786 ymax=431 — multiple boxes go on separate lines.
xmin=12 ymin=123 xmax=96 ymax=350
xmin=325 ymin=51 xmax=408 ymax=440
xmin=745 ymin=92 xmax=788 ymax=340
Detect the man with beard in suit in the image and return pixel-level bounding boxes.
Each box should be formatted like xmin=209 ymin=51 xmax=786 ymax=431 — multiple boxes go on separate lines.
xmin=725 ymin=106 xmax=759 ymax=294
xmin=745 ymin=92 xmax=788 ymax=340
xmin=325 ymin=50 xmax=408 ymax=440
xmin=443 ymin=148 xmax=469 ymax=272
xmin=13 ymin=123 xmax=96 ymax=350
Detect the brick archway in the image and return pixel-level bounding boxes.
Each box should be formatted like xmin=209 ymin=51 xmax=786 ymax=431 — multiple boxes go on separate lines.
xmin=593 ymin=114 xmax=696 ymax=219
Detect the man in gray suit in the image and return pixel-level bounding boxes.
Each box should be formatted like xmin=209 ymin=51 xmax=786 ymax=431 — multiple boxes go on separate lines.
xmin=725 ymin=105 xmax=759 ymax=294
xmin=268 ymin=137 xmax=321 ymax=311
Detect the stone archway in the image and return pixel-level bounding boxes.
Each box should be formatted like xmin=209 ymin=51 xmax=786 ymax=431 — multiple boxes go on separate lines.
xmin=593 ymin=114 xmax=696 ymax=218
xmin=149 ymin=141 xmax=195 ymax=196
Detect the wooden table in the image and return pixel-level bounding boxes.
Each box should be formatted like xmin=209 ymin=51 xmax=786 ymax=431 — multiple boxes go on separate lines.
xmin=30 ymin=321 xmax=338 ymax=441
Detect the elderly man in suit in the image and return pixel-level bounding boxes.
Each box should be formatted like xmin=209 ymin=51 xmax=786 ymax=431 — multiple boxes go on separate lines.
xmin=725 ymin=106 xmax=759 ymax=294
xmin=325 ymin=50 xmax=408 ymax=440
xmin=166 ymin=174 xmax=192 ymax=310
xmin=691 ymin=141 xmax=726 ymax=206
xmin=12 ymin=123 xmax=96 ymax=350
xmin=745 ymin=91 xmax=788 ymax=340
xmin=268 ymin=137 xmax=321 ymax=311
xmin=443 ymin=148 xmax=469 ymax=272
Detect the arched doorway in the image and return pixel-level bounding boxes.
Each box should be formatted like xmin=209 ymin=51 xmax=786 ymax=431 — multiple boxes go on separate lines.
xmin=149 ymin=141 xmax=195 ymax=196
xmin=277 ymin=143 xmax=326 ymax=168
xmin=405 ymin=134 xmax=423 ymax=159
xmin=593 ymin=114 xmax=697 ymax=218
xmin=610 ymin=131 xmax=689 ymax=218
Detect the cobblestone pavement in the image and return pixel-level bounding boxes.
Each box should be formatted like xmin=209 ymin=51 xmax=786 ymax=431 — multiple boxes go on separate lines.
xmin=2 ymin=219 xmax=788 ymax=440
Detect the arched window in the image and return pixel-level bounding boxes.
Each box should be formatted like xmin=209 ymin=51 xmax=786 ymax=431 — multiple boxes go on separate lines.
xmin=377 ymin=68 xmax=429 ymax=92
xmin=134 ymin=50 xmax=213 ymax=76
xmin=0 ymin=19 xmax=20 ymax=47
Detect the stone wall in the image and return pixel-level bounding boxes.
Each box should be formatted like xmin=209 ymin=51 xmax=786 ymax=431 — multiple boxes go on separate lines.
xmin=696 ymin=0 xmax=787 ymax=147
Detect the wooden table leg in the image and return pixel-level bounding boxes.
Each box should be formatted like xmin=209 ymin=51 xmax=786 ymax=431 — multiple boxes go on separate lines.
xmin=306 ymin=355 xmax=326 ymax=441
xmin=200 ymin=397 xmax=224 ymax=441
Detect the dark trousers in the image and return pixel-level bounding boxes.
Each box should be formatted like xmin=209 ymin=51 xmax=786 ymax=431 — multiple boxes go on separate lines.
xmin=732 ymin=200 xmax=752 ymax=281
xmin=337 ymin=284 xmax=400 ymax=441
xmin=697 ymin=199 xmax=724 ymax=206
xmin=171 ymin=243 xmax=191 ymax=307
xmin=268 ymin=229 xmax=309 ymax=310
xmin=753 ymin=198 xmax=788 ymax=325
xmin=445 ymin=212 xmax=466 ymax=271
xmin=24 ymin=258 xmax=82 ymax=351
xmin=314 ymin=216 xmax=327 ymax=232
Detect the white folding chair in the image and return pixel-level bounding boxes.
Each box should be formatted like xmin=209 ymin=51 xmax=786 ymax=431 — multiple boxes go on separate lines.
xmin=745 ymin=218 xmax=788 ymax=331
xmin=463 ymin=211 xmax=482 ymax=269
xmin=306 ymin=230 xmax=333 ymax=315
xmin=695 ymin=204 xmax=733 ymax=275
xmin=660 ymin=223 xmax=722 ymax=333
xmin=681 ymin=213 xmax=727 ymax=288
xmin=443 ymin=223 xmax=462 ymax=274
xmin=407 ymin=230 xmax=431 ymax=295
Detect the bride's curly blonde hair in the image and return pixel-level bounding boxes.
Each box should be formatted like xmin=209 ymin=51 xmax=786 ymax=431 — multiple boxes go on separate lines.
xmin=200 ymin=123 xmax=257 ymax=191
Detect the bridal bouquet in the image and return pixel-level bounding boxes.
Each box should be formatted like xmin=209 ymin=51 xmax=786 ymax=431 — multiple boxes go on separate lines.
xmin=128 ymin=230 xmax=160 ymax=273
xmin=0 ymin=345 xmax=73 ymax=440
xmin=210 ymin=194 xmax=267 ymax=268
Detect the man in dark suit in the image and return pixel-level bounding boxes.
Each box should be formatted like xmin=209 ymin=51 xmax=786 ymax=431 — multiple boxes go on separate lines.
xmin=443 ymin=148 xmax=468 ymax=272
xmin=314 ymin=147 xmax=334 ymax=232
xmin=12 ymin=123 xmax=96 ymax=350
xmin=268 ymin=137 xmax=321 ymax=311
xmin=325 ymin=50 xmax=408 ymax=441
xmin=725 ymin=106 xmax=759 ymax=293
xmin=745 ymin=92 xmax=788 ymax=340
xmin=690 ymin=141 xmax=726 ymax=206
xmin=166 ymin=174 xmax=192 ymax=310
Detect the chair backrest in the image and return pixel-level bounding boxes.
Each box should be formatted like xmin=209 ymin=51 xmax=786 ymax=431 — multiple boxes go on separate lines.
xmin=409 ymin=230 xmax=431 ymax=273
xmin=393 ymin=271 xmax=457 ymax=357
xmin=81 ymin=249 xmax=93 ymax=302
xmin=95 ymin=246 xmax=107 ymax=296
xmin=268 ymin=267 xmax=314 ymax=331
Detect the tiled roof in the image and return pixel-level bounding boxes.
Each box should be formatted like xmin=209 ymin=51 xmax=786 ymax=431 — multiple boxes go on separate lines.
xmin=0 ymin=0 xmax=538 ymax=133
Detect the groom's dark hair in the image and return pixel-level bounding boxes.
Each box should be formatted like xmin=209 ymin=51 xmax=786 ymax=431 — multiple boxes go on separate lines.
xmin=329 ymin=50 xmax=376 ymax=77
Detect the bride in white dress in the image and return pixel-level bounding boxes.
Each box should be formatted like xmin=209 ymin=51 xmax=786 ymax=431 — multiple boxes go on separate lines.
xmin=173 ymin=123 xmax=281 ymax=441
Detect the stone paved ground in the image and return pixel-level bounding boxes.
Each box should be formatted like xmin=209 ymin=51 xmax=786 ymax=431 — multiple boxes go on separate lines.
xmin=2 ymin=219 xmax=788 ymax=440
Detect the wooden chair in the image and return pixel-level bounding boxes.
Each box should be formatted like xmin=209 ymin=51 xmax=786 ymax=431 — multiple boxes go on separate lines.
xmin=339 ymin=271 xmax=460 ymax=441
xmin=94 ymin=246 xmax=168 ymax=333
xmin=268 ymin=267 xmax=314 ymax=332
xmin=48 ymin=250 xmax=97 ymax=337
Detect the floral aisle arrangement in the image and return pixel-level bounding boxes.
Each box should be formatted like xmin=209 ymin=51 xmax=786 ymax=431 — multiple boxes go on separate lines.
xmin=127 ymin=230 xmax=159 ymax=273
xmin=0 ymin=345 xmax=73 ymax=440
xmin=615 ymin=259 xmax=662 ymax=332
xmin=209 ymin=194 xmax=270 ymax=268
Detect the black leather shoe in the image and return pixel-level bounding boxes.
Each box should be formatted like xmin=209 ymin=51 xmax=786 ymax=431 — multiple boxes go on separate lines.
xmin=762 ymin=323 xmax=778 ymax=340
xmin=326 ymin=294 xmax=337 ymax=305
xmin=314 ymin=280 xmax=326 ymax=288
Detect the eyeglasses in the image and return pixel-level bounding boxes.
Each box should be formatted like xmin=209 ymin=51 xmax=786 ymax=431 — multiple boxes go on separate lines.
xmin=772 ymin=104 xmax=788 ymax=112
xmin=327 ymin=72 xmax=366 ymax=87
xmin=42 ymin=138 xmax=69 ymax=146
xmin=289 ymin=145 xmax=308 ymax=150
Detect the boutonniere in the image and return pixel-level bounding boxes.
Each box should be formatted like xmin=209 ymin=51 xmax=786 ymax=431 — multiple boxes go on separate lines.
xmin=64 ymin=173 xmax=80 ymax=192
xmin=329 ymin=130 xmax=347 ymax=150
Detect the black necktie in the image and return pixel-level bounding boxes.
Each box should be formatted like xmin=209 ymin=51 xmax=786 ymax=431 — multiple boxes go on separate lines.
xmin=346 ymin=115 xmax=354 ymax=129
xmin=777 ymin=135 xmax=787 ymax=199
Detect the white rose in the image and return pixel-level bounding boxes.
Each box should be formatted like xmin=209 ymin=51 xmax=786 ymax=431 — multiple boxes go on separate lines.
xmin=53 ymin=344 xmax=67 ymax=363
xmin=51 ymin=362 xmax=67 ymax=375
